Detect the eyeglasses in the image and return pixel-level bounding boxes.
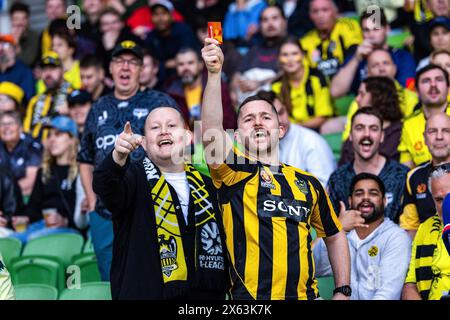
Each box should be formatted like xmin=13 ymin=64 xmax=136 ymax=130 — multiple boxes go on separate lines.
xmin=0 ymin=42 xmax=12 ymax=49
xmin=112 ymin=57 xmax=142 ymax=67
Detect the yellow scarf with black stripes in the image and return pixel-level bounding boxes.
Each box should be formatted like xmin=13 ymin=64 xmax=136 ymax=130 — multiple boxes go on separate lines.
xmin=142 ymin=157 xmax=227 ymax=298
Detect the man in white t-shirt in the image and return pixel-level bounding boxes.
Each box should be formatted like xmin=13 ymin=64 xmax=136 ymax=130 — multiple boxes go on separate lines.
xmin=257 ymin=90 xmax=336 ymax=186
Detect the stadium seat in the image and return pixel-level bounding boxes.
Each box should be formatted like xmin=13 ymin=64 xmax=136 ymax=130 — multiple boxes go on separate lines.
xmin=71 ymin=253 xmax=101 ymax=283
xmin=192 ymin=143 xmax=211 ymax=177
xmin=14 ymin=284 xmax=58 ymax=300
xmin=83 ymin=236 xmax=94 ymax=253
xmin=10 ymin=255 xmax=65 ymax=291
xmin=322 ymin=132 xmax=343 ymax=162
xmin=334 ymin=94 xmax=355 ymax=116
xmin=23 ymin=233 xmax=84 ymax=267
xmin=0 ymin=237 xmax=22 ymax=267
xmin=58 ymin=282 xmax=112 ymax=300
xmin=317 ymin=276 xmax=335 ymax=300
xmin=387 ymin=29 xmax=411 ymax=49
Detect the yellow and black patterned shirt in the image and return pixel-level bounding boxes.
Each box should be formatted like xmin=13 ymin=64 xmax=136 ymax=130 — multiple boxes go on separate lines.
xmin=209 ymin=147 xmax=342 ymax=300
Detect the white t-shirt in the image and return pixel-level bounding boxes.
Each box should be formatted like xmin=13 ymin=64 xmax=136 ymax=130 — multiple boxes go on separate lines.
xmin=163 ymin=172 xmax=190 ymax=225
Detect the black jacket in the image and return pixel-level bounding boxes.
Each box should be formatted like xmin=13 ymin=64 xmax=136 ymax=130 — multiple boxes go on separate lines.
xmin=93 ymin=152 xmax=229 ymax=300
xmin=0 ymin=165 xmax=24 ymax=227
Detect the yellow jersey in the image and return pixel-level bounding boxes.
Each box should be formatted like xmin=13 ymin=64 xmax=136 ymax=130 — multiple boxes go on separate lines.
xmin=300 ymin=18 xmax=362 ymax=78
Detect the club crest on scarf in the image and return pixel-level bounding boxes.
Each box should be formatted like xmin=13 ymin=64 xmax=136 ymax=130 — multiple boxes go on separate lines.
xmin=159 ymin=234 xmax=178 ymax=277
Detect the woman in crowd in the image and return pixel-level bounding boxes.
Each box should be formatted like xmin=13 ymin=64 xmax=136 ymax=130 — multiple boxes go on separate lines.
xmin=271 ymin=37 xmax=334 ymax=131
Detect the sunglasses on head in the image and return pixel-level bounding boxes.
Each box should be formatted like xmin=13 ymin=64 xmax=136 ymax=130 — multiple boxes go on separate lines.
xmin=429 ymin=162 xmax=450 ymax=175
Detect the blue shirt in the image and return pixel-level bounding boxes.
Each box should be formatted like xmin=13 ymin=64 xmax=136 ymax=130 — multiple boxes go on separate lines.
xmin=0 ymin=133 xmax=42 ymax=181
xmin=344 ymin=47 xmax=416 ymax=94
xmin=327 ymin=158 xmax=409 ymax=222
xmin=0 ymin=60 xmax=36 ymax=102
xmin=77 ymin=89 xmax=178 ymax=218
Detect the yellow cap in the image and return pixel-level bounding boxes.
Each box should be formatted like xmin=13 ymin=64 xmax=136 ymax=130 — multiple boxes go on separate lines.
xmin=0 ymin=81 xmax=24 ymax=104
xmin=40 ymin=51 xmax=62 ymax=67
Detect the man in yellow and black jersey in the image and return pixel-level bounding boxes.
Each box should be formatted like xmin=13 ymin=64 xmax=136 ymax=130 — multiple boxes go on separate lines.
xmin=201 ymin=37 xmax=351 ymax=300
xmin=398 ymin=64 xmax=450 ymax=168
xmin=300 ymin=0 xmax=362 ymax=78
xmin=23 ymin=51 xmax=72 ymax=142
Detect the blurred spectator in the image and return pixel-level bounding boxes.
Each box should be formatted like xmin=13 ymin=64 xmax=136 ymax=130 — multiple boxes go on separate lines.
xmin=98 ymin=7 xmax=142 ymax=73
xmin=417 ymin=16 xmax=450 ymax=70
xmin=431 ymin=49 xmax=450 ymax=80
xmin=402 ymin=162 xmax=450 ymax=300
xmin=107 ymin=0 xmax=152 ymax=39
xmin=77 ymin=41 xmax=177 ymax=281
xmin=398 ymin=64 xmax=450 ymax=168
xmin=271 ymin=38 xmax=333 ymax=131
xmin=36 ymin=26 xmax=82 ymax=94
xmin=165 ymin=47 xmax=236 ymax=129
xmin=223 ymin=0 xmax=267 ymax=48
xmin=139 ymin=49 xmax=163 ymax=91
xmin=10 ymin=116 xmax=87 ymax=244
xmin=399 ymin=113 xmax=450 ymax=237
xmin=339 ymin=49 xmax=419 ymax=138
xmin=173 ymin=0 xmax=231 ymax=32
xmin=144 ymin=1 xmax=199 ymax=80
xmin=340 ymin=77 xmax=406 ymax=166
xmin=9 ymin=2 xmax=40 ymax=68
xmin=230 ymin=4 xmax=287 ymax=105
xmin=331 ymin=8 xmax=416 ymax=98
xmin=275 ymin=0 xmax=314 ymax=38
xmin=327 ymin=107 xmax=409 ymax=222
xmin=314 ymin=173 xmax=411 ymax=300
xmin=259 ymin=90 xmax=336 ymax=186
xmin=0 ymin=82 xmax=24 ymax=113
xmin=80 ymin=54 xmax=112 ymax=102
xmin=23 ymin=51 xmax=72 ymax=142
xmin=67 ymin=89 xmax=92 ymax=138
xmin=39 ymin=0 xmax=67 ymax=58
xmin=0 ymin=111 xmax=42 ymax=197
xmin=0 ymin=34 xmax=35 ymax=103
xmin=410 ymin=0 xmax=450 ymax=62
xmin=77 ymin=0 xmax=106 ymax=57
xmin=354 ymin=0 xmax=405 ymax=24
xmin=0 ymin=162 xmax=24 ymax=238
xmin=300 ymin=0 xmax=362 ymax=79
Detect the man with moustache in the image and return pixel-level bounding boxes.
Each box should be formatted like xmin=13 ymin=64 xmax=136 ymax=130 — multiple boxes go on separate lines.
xmin=314 ymin=173 xmax=412 ymax=300
xmin=399 ymin=64 xmax=450 ymax=168
xmin=327 ymin=107 xmax=409 ymax=222
xmin=92 ymin=107 xmax=229 ymax=300
xmin=400 ymin=113 xmax=450 ymax=238
xmin=165 ymin=47 xmax=236 ymax=129
xmin=23 ymin=51 xmax=72 ymax=142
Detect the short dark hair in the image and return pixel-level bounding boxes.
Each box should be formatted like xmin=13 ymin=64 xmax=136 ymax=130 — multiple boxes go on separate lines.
xmin=360 ymin=7 xmax=388 ymax=27
xmin=0 ymin=110 xmax=22 ymax=126
xmin=9 ymin=2 xmax=30 ymax=16
xmin=415 ymin=63 xmax=450 ymax=88
xmin=260 ymin=4 xmax=286 ymax=22
xmin=237 ymin=93 xmax=279 ymax=123
xmin=176 ymin=47 xmax=201 ymax=61
xmin=100 ymin=7 xmax=122 ymax=21
xmin=349 ymin=172 xmax=386 ymax=197
xmin=142 ymin=48 xmax=159 ymax=65
xmin=351 ymin=106 xmax=384 ymax=129
xmin=80 ymin=54 xmax=104 ymax=69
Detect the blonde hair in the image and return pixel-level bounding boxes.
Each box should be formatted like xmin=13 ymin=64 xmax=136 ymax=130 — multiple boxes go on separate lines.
xmin=42 ymin=135 xmax=79 ymax=184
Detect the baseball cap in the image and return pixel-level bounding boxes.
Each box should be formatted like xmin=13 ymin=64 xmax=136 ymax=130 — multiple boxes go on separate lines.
xmin=0 ymin=82 xmax=24 ymax=105
xmin=150 ymin=0 xmax=174 ymax=12
xmin=40 ymin=51 xmax=62 ymax=68
xmin=44 ymin=116 xmax=78 ymax=138
xmin=0 ymin=34 xmax=15 ymax=46
xmin=68 ymin=89 xmax=92 ymax=107
xmin=429 ymin=16 xmax=450 ymax=32
xmin=111 ymin=40 xmax=143 ymax=61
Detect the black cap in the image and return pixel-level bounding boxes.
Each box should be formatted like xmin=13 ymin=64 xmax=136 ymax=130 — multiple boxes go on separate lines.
xmin=68 ymin=89 xmax=92 ymax=106
xmin=429 ymin=16 xmax=450 ymax=33
xmin=111 ymin=40 xmax=143 ymax=61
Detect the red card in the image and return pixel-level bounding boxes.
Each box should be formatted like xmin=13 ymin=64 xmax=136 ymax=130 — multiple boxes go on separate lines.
xmin=208 ymin=22 xmax=223 ymax=44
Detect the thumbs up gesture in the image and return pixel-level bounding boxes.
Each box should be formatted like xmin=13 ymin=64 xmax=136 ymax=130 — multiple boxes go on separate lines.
xmin=112 ymin=121 xmax=144 ymax=166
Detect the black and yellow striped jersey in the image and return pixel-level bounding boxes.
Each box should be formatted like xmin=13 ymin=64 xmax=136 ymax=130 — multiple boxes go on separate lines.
xmin=209 ymin=147 xmax=342 ymax=300
xmin=300 ymin=18 xmax=362 ymax=78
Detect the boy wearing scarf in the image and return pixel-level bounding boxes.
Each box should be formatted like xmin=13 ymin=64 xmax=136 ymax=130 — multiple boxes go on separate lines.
xmin=93 ymin=106 xmax=229 ymax=300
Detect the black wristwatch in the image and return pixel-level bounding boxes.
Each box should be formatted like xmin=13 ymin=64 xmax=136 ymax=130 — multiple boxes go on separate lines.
xmin=333 ymin=285 xmax=352 ymax=297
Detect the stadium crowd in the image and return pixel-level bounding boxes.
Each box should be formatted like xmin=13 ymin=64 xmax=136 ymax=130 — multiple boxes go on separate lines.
xmin=0 ymin=0 xmax=450 ymax=301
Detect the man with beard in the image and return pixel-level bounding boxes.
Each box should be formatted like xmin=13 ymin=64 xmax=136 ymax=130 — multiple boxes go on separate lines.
xmin=165 ymin=48 xmax=236 ymax=130
xmin=400 ymin=113 xmax=450 ymax=238
xmin=0 ymin=34 xmax=35 ymax=102
xmin=23 ymin=51 xmax=72 ymax=142
xmin=314 ymin=173 xmax=412 ymax=300
xmin=328 ymin=107 xmax=409 ymax=222
xmin=330 ymin=8 xmax=416 ymax=98
xmin=398 ymin=64 xmax=450 ymax=168
xmin=92 ymin=107 xmax=229 ymax=300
